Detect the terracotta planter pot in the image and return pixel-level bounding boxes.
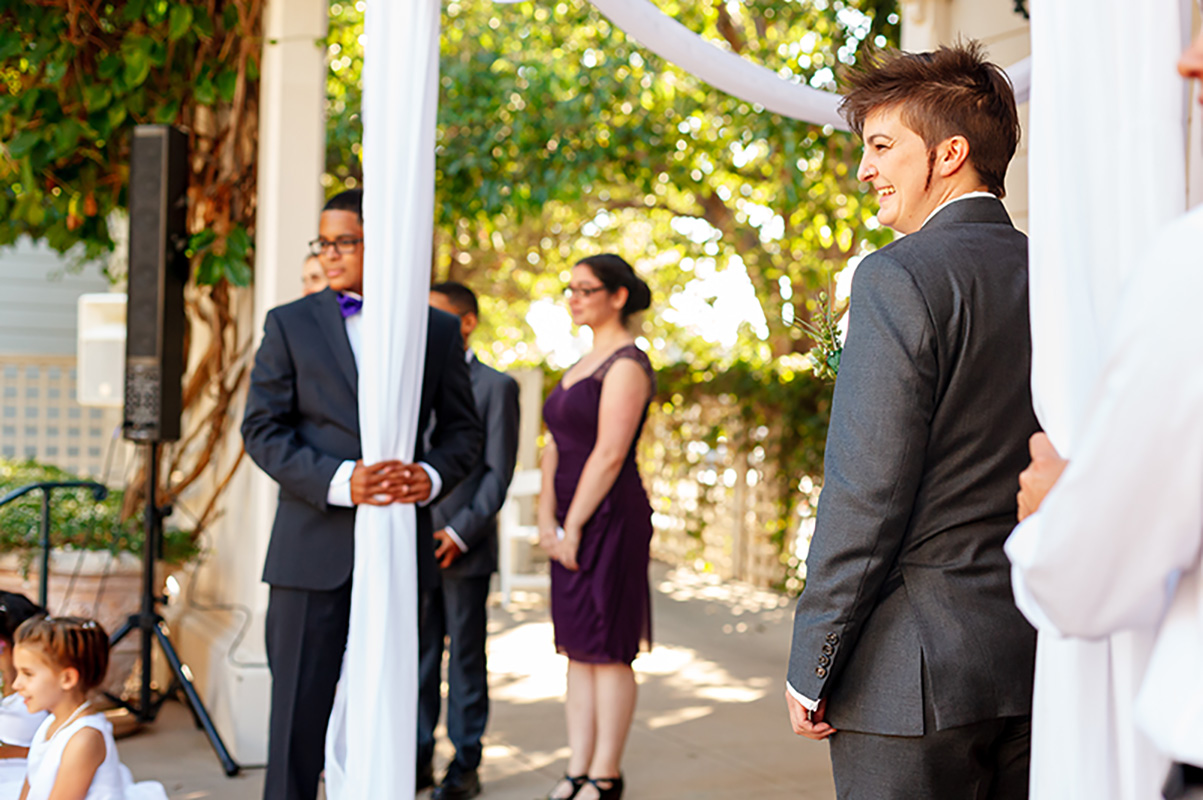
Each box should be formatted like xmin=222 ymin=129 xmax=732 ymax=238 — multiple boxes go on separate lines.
xmin=0 ymin=550 xmax=177 ymax=697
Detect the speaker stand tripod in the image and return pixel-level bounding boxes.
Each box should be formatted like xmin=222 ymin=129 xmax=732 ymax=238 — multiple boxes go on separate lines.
xmin=106 ymin=444 xmax=240 ymax=776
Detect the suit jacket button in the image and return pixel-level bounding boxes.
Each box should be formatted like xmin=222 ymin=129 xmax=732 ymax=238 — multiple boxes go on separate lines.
xmin=822 ymin=643 xmax=834 ymax=655
xmin=826 ymin=633 xmax=839 ymax=644
xmin=815 ymin=666 xmax=828 ymax=678
xmin=818 ymin=655 xmax=831 ymax=667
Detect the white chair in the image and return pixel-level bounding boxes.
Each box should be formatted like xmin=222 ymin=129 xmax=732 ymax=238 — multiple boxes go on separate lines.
xmin=497 ymin=468 xmax=547 ymax=607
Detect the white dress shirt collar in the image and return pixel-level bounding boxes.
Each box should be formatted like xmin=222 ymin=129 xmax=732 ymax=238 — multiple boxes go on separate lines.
xmin=921 ymin=190 xmax=997 ymax=229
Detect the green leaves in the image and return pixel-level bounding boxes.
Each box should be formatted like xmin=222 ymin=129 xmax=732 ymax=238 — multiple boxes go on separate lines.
xmin=6 ymin=130 xmax=41 ymax=159
xmin=0 ymin=0 xmax=261 ymax=293
xmin=189 ymin=226 xmax=253 ymax=287
xmin=168 ymin=6 xmax=194 ymax=41
xmin=121 ymin=35 xmax=154 ymax=88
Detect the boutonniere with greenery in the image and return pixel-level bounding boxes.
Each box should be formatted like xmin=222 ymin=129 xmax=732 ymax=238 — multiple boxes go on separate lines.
xmin=795 ymin=291 xmax=847 ymax=382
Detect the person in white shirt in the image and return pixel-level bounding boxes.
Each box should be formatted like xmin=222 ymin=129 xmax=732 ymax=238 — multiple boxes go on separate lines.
xmin=0 ymin=593 xmax=47 ymax=798
xmin=1010 ymin=29 xmax=1203 ymax=800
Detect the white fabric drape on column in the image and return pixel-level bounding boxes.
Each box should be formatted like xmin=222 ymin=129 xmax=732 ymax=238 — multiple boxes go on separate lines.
xmin=323 ymin=0 xmax=442 ymax=796
xmin=1004 ymin=1 xmax=1191 ymax=798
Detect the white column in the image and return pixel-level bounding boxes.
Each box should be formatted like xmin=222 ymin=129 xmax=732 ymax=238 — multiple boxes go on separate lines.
xmin=167 ymin=0 xmax=328 ymax=765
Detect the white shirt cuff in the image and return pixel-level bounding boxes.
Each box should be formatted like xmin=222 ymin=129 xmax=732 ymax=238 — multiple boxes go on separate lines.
xmin=786 ymin=681 xmax=819 ymax=712
xmin=327 ymin=460 xmax=357 ymax=507
xmin=443 ymin=526 xmax=468 ymax=553
xmin=418 ymin=462 xmax=442 ymax=507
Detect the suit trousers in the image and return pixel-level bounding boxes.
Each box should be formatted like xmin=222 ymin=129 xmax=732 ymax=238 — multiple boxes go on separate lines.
xmin=828 ymin=666 xmax=1030 ymax=800
xmin=264 ymin=582 xmax=352 ymax=800
xmin=418 ymin=574 xmax=492 ymax=772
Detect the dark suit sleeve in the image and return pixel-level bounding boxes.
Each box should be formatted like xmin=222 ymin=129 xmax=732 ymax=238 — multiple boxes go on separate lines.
xmin=422 ymin=323 xmax=483 ymax=501
xmin=787 ymin=254 xmax=937 ymax=701
xmin=444 ymin=373 xmax=520 ymax=549
xmin=241 ymin=310 xmax=344 ymax=511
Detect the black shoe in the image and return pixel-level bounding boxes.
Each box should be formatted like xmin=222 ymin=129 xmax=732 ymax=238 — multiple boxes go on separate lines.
xmin=587 ymin=775 xmax=623 ymax=800
xmin=432 ymin=765 xmax=480 ymax=800
xmin=416 ymin=761 xmax=435 ymax=792
xmin=545 ymin=774 xmax=587 ymax=800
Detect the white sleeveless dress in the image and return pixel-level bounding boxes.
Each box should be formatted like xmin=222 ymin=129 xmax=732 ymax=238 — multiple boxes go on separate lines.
xmin=0 ymin=693 xmax=47 ymax=799
xmin=23 ymin=712 xmax=167 ymax=800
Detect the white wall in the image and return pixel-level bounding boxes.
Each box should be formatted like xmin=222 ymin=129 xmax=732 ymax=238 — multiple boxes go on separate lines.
xmin=0 ymin=238 xmax=111 ymax=356
xmin=901 ymin=0 xmax=1031 ymax=231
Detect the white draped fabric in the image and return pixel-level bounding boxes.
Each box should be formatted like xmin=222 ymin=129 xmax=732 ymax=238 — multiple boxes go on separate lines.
xmin=576 ymin=0 xmax=1031 ymax=128
xmin=323 ymin=0 xmax=442 ymax=797
xmin=1004 ymin=1 xmax=1192 ymax=798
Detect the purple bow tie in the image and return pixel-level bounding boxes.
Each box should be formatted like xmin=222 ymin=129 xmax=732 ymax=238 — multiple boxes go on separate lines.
xmin=337 ymin=293 xmax=363 ymax=318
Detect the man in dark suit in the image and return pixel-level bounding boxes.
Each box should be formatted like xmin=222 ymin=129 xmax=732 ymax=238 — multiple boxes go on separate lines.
xmin=242 ymin=189 xmax=482 ymax=800
xmin=419 ymin=282 xmax=520 ymax=800
xmin=785 ymin=43 xmax=1039 ymax=799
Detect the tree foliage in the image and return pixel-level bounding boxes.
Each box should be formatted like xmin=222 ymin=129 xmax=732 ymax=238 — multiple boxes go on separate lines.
xmin=327 ymin=0 xmax=898 ymax=368
xmin=0 ymin=0 xmax=262 ymax=537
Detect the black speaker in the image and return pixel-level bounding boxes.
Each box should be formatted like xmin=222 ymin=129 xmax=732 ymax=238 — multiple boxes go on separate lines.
xmin=123 ymin=125 xmax=189 ymax=443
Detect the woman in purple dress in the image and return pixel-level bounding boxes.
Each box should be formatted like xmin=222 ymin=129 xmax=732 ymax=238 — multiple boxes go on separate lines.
xmin=539 ymin=254 xmax=656 ymax=800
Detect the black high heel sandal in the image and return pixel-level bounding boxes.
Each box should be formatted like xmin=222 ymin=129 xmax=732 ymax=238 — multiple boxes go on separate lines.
xmin=545 ymin=774 xmax=588 ymax=800
xmin=587 ymin=776 xmax=624 ymax=800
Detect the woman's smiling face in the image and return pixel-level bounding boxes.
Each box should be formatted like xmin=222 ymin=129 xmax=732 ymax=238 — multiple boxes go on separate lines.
xmin=857 ymin=106 xmax=940 ymax=235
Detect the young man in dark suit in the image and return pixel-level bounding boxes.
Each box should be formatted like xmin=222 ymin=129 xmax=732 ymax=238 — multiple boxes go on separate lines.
xmin=784 ymin=43 xmax=1039 ymax=799
xmin=419 ymin=282 xmax=520 ymax=800
xmin=242 ymin=190 xmax=482 ymax=800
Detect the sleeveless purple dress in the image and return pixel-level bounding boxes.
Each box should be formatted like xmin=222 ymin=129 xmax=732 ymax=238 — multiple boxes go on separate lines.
xmin=543 ymin=344 xmax=656 ymax=664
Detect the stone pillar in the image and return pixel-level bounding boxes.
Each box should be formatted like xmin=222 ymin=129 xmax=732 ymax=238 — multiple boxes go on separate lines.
xmin=167 ymin=0 xmax=328 ymax=766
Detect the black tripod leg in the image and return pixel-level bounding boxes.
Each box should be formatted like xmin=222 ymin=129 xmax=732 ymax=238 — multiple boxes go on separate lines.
xmin=108 ymin=616 xmax=137 ymax=647
xmin=153 ymin=622 xmax=241 ymax=776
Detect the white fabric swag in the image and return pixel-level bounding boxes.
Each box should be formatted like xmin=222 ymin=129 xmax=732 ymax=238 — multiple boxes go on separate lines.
xmin=585 ymin=0 xmax=1031 ymax=128
xmin=1004 ymin=1 xmax=1193 ymax=799
xmin=323 ymin=0 xmax=442 ymax=797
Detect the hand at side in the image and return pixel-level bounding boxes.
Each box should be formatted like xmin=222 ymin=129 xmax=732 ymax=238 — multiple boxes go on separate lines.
xmin=786 ymin=691 xmax=836 ymax=741
xmin=433 ymin=528 xmax=464 ymax=568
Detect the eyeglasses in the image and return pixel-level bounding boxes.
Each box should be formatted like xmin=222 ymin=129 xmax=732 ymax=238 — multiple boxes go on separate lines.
xmin=563 ymin=285 xmax=607 ymax=299
xmin=308 ymin=237 xmax=364 ymax=257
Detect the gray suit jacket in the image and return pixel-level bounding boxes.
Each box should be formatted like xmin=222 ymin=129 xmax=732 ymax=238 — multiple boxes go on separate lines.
xmin=787 ymin=196 xmax=1039 ymax=736
xmin=431 ymin=354 xmax=521 ymax=579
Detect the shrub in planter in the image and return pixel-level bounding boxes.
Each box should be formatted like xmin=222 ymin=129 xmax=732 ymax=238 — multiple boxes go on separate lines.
xmin=0 ymin=459 xmax=197 ymax=567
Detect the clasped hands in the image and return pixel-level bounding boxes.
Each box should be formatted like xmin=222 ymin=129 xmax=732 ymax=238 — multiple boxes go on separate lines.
xmin=538 ymin=523 xmax=581 ymax=571
xmin=350 ymin=459 xmax=432 ymax=506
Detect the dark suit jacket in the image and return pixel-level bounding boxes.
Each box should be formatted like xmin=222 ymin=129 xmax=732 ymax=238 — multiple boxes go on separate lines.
xmin=241 ymin=289 xmax=482 ymax=592
xmin=431 ymin=355 xmax=521 ymax=579
xmin=787 ymin=196 xmax=1039 ymax=736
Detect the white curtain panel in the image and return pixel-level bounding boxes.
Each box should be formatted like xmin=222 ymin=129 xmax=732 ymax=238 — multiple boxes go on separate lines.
xmin=1006 ymin=1 xmax=1192 ymax=798
xmin=324 ymin=0 xmax=441 ymax=796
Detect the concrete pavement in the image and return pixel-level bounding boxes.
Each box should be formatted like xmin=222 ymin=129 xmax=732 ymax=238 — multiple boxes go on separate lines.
xmin=120 ymin=563 xmax=836 ymax=799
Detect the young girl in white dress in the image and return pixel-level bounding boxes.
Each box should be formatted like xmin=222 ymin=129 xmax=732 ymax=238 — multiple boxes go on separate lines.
xmin=11 ymin=616 xmax=166 ymax=800
xmin=0 ymin=593 xmax=49 ymax=799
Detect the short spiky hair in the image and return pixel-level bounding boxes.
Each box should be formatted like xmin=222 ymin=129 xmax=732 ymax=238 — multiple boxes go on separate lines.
xmin=324 ymin=188 xmax=363 ymax=222
xmin=15 ymin=616 xmax=110 ymax=693
xmin=839 ymin=41 xmax=1019 ymax=197
xmin=430 ymin=281 xmax=479 ymax=317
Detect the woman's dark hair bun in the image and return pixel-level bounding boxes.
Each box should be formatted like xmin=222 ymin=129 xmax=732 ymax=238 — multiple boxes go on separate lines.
xmin=576 ymin=254 xmax=651 ymax=319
